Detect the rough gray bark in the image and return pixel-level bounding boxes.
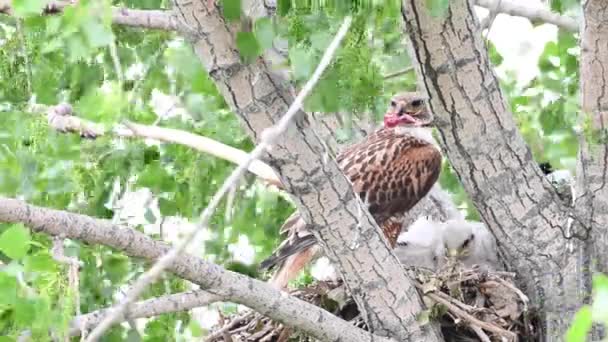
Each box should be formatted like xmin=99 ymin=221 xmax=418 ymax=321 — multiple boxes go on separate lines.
xmin=401 ymin=0 xmax=584 ymax=339
xmin=171 ymin=1 xmax=443 ymax=341
xmin=579 ymin=0 xmax=608 ymax=275
xmin=578 ymin=7 xmax=608 ymax=338
xmin=0 ymin=197 xmax=387 ymax=342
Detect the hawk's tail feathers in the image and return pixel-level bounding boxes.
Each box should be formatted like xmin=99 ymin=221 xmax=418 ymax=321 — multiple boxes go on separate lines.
xmin=267 ymin=244 xmax=320 ymax=289
xmin=260 ymin=212 xmax=320 ymax=288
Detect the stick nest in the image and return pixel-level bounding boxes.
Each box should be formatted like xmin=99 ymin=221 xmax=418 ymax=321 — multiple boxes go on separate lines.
xmin=208 ymin=263 xmax=537 ymax=342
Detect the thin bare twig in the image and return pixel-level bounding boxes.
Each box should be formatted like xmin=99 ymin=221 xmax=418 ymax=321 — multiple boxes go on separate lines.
xmin=51 ymin=237 xmax=83 ymax=315
xmin=474 ymin=0 xmax=578 ymax=32
xmin=69 ymin=290 xmax=221 ymax=336
xmin=205 ymin=312 xmax=254 ymax=342
xmin=108 ymin=39 xmax=124 ymax=86
xmin=383 ymin=66 xmax=414 ymax=80
xmin=471 ymin=324 xmax=492 ymax=342
xmin=427 ymin=291 xmax=517 ymax=341
xmin=120 ymin=122 xmax=283 ymax=189
xmin=84 ymin=16 xmax=353 ymax=341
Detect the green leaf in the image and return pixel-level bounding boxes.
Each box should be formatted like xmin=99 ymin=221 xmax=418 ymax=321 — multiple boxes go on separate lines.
xmin=416 ymin=309 xmax=431 ymax=326
xmin=566 ymin=305 xmax=592 ymax=342
xmin=254 ymin=18 xmax=275 ymax=50
xmin=82 ymin=20 xmax=114 ymax=48
xmin=425 ymin=0 xmax=449 ymax=17
xmin=0 ymin=224 xmax=31 ymax=260
xmin=593 ymin=274 xmax=608 ymax=290
xmin=538 ymin=42 xmax=558 ymax=72
xmin=236 ymin=31 xmax=261 ymax=61
xmin=290 ymin=46 xmax=314 ymax=81
xmin=11 ymin=0 xmax=47 ymax=17
xmin=310 ymin=31 xmax=332 ymax=51
xmin=0 ymin=273 xmax=18 ymax=305
xmin=277 ymin=0 xmax=290 ymax=16
xmin=66 ymin=34 xmax=90 ymax=61
xmin=189 ymin=319 xmax=203 ymax=337
xmin=14 ymin=297 xmax=36 ymax=326
xmin=592 ymin=274 xmax=608 ymax=324
xmin=159 ymin=198 xmax=178 ymax=217
xmin=487 ymin=40 xmax=504 ymax=66
xmin=24 ymin=253 xmax=57 ymax=272
xmin=222 ymin=0 xmax=241 ymax=21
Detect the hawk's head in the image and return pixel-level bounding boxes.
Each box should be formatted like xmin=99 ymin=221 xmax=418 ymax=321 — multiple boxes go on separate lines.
xmin=383 ymin=92 xmax=433 ymax=128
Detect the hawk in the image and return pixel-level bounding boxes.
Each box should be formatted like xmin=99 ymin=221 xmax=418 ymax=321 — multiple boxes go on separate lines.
xmin=260 ymin=92 xmax=443 ymax=288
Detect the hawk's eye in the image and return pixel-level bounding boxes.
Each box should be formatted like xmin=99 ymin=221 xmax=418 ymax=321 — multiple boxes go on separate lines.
xmin=390 ymin=100 xmax=397 ymax=107
xmin=411 ymin=99 xmax=424 ymax=107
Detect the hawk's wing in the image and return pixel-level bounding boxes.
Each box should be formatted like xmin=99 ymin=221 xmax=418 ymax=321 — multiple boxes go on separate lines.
xmin=337 ymin=128 xmax=442 ymax=245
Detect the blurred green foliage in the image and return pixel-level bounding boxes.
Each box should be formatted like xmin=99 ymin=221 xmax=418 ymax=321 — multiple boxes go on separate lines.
xmin=567 ymin=274 xmax=608 ymax=341
xmin=0 ymin=0 xmax=584 ymax=340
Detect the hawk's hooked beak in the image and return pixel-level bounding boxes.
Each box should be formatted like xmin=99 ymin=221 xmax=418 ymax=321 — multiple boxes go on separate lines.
xmin=383 ymin=112 xmax=417 ymax=128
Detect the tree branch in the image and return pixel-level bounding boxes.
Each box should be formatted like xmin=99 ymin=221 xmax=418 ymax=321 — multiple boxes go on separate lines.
xmin=172 ymin=1 xmax=444 ymax=340
xmin=38 ymin=102 xmax=284 ymax=188
xmin=69 ymin=290 xmax=222 ymax=337
xmin=122 ymin=121 xmax=283 ymax=188
xmin=85 ymin=16 xmax=353 ymax=341
xmin=401 ymin=0 xmax=581 ymax=339
xmin=474 ymin=0 xmax=579 ymax=32
xmin=109 ymin=7 xmax=183 ymax=31
xmin=0 ymin=1 xmax=187 ymax=33
xmin=0 ymin=197 xmax=387 ymax=342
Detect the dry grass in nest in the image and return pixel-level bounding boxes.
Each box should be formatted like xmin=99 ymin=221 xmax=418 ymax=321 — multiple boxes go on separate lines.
xmin=206 ymin=263 xmax=536 ymax=342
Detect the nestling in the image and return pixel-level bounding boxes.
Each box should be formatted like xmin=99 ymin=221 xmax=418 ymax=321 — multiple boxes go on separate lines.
xmin=436 ymin=219 xmax=502 ymax=272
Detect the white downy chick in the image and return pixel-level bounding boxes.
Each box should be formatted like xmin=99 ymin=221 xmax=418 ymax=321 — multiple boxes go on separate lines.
xmin=395 ymin=217 xmax=443 ymax=270
xmin=436 ymin=219 xmax=501 ymax=271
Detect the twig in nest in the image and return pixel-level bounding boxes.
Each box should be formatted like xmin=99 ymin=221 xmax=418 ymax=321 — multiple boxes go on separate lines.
xmin=471 ymin=324 xmax=492 ymax=342
xmin=205 ymin=312 xmax=254 ymax=342
xmin=425 ymin=291 xmax=518 ymax=341
xmin=434 ymin=290 xmax=477 ymax=312
xmin=488 ymin=276 xmax=529 ymax=312
xmin=217 ymin=312 xmax=234 ymax=342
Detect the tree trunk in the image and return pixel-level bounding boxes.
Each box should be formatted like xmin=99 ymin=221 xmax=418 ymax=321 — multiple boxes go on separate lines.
xmin=401 ymin=0 xmax=587 ymax=339
xmin=171 ymin=1 xmax=443 ymax=340
xmin=579 ymin=0 xmax=608 ymax=272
